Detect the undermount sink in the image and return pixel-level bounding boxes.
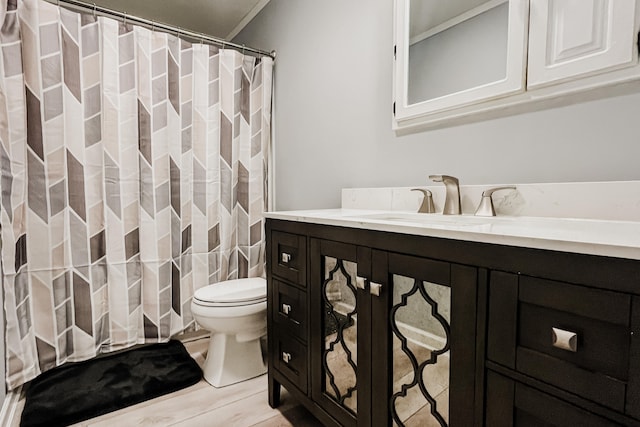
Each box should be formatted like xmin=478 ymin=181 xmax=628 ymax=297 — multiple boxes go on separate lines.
xmin=343 ymin=212 xmax=639 ymax=246
xmin=346 ymin=212 xmax=492 ymax=228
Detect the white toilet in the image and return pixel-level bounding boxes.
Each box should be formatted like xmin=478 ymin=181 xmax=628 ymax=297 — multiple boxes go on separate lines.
xmin=190 ymin=277 xmax=267 ymax=387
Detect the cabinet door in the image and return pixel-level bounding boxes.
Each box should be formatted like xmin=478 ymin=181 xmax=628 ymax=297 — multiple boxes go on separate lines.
xmin=393 ymin=0 xmax=529 ymax=125
xmin=527 ymin=0 xmax=639 ymax=88
xmin=310 ymin=239 xmax=372 ymax=427
xmin=371 ymin=251 xmax=478 ymax=427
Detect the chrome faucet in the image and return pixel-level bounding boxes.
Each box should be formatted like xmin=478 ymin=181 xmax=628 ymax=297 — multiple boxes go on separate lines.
xmin=429 ymin=175 xmax=461 ymax=215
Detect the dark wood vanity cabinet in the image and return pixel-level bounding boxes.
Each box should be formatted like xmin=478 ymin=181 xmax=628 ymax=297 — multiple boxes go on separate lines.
xmin=266 ymin=218 xmax=640 ymax=427
xmin=486 ymin=270 xmax=640 ymax=426
xmin=267 ymin=219 xmax=480 ymax=426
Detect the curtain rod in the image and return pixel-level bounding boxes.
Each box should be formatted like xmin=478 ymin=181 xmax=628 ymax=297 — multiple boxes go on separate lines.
xmin=44 ymin=0 xmax=276 ymax=59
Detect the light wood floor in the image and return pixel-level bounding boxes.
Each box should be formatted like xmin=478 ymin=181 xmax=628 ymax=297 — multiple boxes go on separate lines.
xmin=8 ymin=337 xmax=323 ymax=427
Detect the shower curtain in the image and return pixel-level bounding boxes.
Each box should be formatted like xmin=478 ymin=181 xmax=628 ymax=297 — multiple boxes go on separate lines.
xmin=0 ymin=0 xmax=273 ymax=389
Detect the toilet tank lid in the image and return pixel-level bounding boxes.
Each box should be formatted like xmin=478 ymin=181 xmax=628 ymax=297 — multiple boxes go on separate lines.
xmin=194 ymin=278 xmax=266 ymax=304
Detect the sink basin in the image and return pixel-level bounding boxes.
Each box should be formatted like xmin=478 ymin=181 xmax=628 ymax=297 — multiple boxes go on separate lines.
xmin=346 ymin=212 xmax=491 ymax=228
xmin=353 ymin=212 xmax=484 ymax=222
xmin=344 ymin=212 xmax=640 ymax=247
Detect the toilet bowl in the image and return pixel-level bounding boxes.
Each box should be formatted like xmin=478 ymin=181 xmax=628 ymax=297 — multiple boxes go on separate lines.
xmin=191 ymin=277 xmax=267 ymax=387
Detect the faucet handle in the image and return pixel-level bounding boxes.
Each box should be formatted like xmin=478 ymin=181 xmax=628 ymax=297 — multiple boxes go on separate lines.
xmin=411 ymin=189 xmax=435 ymax=213
xmin=474 ymin=186 xmax=516 ymax=217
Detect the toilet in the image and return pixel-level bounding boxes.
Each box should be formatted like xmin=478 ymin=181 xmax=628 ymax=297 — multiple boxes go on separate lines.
xmin=191 ymin=277 xmax=267 ymax=387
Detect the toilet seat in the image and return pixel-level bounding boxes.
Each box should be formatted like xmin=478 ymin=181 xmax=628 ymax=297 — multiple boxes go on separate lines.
xmin=193 ymin=278 xmax=266 ymax=307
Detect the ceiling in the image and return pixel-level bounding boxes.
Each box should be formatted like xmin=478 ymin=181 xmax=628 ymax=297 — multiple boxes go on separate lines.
xmin=91 ymin=0 xmax=270 ymax=40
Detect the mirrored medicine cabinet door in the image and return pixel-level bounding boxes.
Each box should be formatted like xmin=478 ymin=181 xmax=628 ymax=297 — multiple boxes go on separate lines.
xmin=393 ymin=0 xmax=529 ymax=126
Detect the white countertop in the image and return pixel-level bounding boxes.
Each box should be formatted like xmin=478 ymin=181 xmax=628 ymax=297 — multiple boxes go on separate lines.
xmin=265 ymin=209 xmax=640 ymax=260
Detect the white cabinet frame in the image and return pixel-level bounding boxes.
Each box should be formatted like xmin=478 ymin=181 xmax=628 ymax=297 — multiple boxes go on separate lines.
xmin=393 ymin=0 xmax=530 ymax=122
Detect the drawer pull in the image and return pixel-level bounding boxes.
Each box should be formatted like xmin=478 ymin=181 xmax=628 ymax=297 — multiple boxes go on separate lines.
xmin=356 ymin=276 xmax=366 ymax=290
xmin=282 ymin=303 xmax=292 ymax=315
xmin=282 ymin=352 xmax=292 ymax=364
xmin=551 ymin=327 xmax=578 ymax=352
xmin=281 ymin=252 xmax=292 ymax=263
xmin=370 ymin=282 xmax=382 ymax=297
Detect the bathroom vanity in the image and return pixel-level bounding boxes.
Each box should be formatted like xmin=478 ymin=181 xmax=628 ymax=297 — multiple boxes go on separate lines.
xmin=265 ymin=210 xmax=640 ymax=426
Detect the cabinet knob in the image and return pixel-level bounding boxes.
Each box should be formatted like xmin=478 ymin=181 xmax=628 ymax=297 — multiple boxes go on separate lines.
xmin=356 ymin=276 xmax=367 ymax=290
xmin=551 ymin=327 xmax=578 ymax=352
xmin=370 ymin=282 xmax=382 ymax=297
xmin=281 ymin=252 xmax=292 ymax=263
xmin=282 ymin=303 xmax=292 ymax=315
xmin=282 ymin=352 xmax=292 ymax=364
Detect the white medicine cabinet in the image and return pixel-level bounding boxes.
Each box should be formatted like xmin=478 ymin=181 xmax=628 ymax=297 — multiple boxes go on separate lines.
xmin=393 ymin=0 xmax=640 ymax=133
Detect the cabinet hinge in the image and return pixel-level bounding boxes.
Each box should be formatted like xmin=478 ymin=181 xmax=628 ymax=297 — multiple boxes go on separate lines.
xmin=393 ymin=102 xmax=396 ymax=116
xmin=637 ymin=31 xmax=640 ymax=54
xmin=394 ymin=45 xmax=396 ymax=60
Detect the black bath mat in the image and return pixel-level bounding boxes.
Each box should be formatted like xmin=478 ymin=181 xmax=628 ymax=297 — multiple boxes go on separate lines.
xmin=20 ymin=340 xmax=202 ymax=427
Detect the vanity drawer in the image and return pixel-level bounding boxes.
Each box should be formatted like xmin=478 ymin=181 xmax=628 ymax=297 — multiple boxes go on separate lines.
xmin=271 ymin=231 xmax=306 ymax=286
xmin=275 ymin=332 xmax=308 ymax=393
xmin=273 ymin=278 xmax=307 ymax=341
xmin=488 ymin=272 xmax=632 ymax=412
xmin=485 ymin=370 xmax=619 ymax=427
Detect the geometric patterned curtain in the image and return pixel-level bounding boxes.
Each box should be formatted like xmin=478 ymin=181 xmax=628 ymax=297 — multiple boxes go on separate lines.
xmin=0 ymin=0 xmax=273 ymax=390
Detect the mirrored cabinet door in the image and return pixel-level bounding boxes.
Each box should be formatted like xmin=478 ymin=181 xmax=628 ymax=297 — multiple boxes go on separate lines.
xmin=310 ymin=241 xmax=479 ymax=427
xmin=371 ymin=252 xmax=478 ymax=427
xmin=393 ymin=0 xmax=529 ymax=122
xmin=321 ymin=254 xmax=359 ymax=415
xmin=310 ymin=239 xmax=371 ymax=427
xmin=390 ymin=274 xmax=451 ymax=426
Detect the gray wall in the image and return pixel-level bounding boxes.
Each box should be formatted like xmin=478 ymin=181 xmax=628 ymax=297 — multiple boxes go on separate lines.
xmin=234 ymin=0 xmax=640 ymax=211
